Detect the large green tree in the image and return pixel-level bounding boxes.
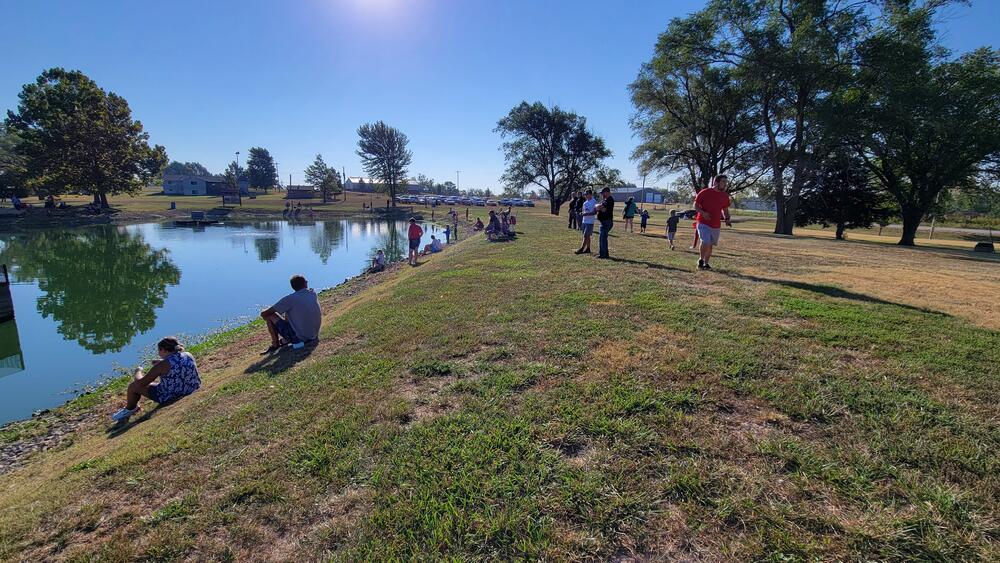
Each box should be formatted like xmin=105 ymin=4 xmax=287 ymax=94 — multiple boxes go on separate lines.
xmin=680 ymin=1 xmax=866 ymax=234
xmin=842 ymin=3 xmax=1000 ymax=246
xmin=630 ymin=12 xmax=761 ymax=194
xmin=357 ymin=121 xmax=412 ymax=207
xmin=496 ymin=102 xmax=612 ymax=215
xmin=4 ymin=68 xmax=167 ymax=207
xmin=795 ymin=153 xmax=896 ymax=240
xmin=245 ymin=147 xmax=279 ymax=193
xmin=0 ymin=124 xmax=28 ymax=197
xmin=303 ymin=153 xmax=342 ymax=204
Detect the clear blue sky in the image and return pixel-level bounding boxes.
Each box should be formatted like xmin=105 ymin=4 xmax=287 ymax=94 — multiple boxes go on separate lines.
xmin=2 ymin=0 xmax=997 ymax=190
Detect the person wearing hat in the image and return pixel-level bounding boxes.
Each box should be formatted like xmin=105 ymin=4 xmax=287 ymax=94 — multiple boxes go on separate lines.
xmin=595 ymin=187 xmax=615 ymax=258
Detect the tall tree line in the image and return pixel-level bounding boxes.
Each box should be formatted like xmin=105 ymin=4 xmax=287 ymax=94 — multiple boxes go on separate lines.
xmin=631 ymin=0 xmax=1000 ymax=245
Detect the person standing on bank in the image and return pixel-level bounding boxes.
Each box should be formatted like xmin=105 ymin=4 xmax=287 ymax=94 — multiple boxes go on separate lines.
xmin=407 ymin=218 xmax=423 ymax=266
xmin=575 ymin=189 xmax=597 ymax=254
xmin=693 ymin=175 xmax=732 ymax=270
xmin=622 ymin=196 xmax=638 ymax=233
xmin=596 ymin=187 xmax=615 ymax=259
xmin=567 ymin=192 xmax=580 ymax=229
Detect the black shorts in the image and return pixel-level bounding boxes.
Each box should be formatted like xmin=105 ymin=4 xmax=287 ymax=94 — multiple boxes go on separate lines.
xmin=409 ymin=239 xmax=420 ymax=251
xmin=275 ymin=318 xmax=300 ymax=343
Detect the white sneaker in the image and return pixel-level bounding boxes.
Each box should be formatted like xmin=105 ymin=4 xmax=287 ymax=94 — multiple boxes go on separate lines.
xmin=111 ymin=407 xmax=139 ymax=421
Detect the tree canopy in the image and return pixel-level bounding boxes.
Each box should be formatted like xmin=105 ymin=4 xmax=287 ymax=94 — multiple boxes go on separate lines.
xmin=496 ymin=101 xmax=612 ymax=215
xmin=163 ymin=161 xmax=211 ymax=177
xmin=839 ymin=4 xmax=1000 ymax=245
xmin=4 ymin=68 xmax=167 ymax=206
xmin=630 ymin=13 xmax=761 ymax=194
xmin=357 ymin=121 xmax=412 ymax=207
xmin=245 ymin=147 xmax=279 ymax=193
xmin=795 ymin=154 xmax=896 ymax=240
xmin=304 ymin=153 xmax=342 ymax=203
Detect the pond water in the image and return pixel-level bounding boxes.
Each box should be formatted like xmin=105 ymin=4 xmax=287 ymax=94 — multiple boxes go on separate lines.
xmin=0 ymin=218 xmax=437 ymax=425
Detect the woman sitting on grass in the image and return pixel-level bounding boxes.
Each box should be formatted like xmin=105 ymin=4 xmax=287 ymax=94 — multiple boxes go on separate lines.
xmin=111 ymin=337 xmax=201 ymax=422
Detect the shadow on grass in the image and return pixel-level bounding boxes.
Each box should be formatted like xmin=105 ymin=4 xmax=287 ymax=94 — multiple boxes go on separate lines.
xmin=605 ymin=256 xmax=686 ymax=272
xmin=244 ymin=340 xmax=319 ymax=376
xmin=105 ymin=402 xmax=172 ymax=439
xmin=735 ymin=228 xmax=1000 ymax=264
xmin=726 ymin=272 xmax=949 ymax=316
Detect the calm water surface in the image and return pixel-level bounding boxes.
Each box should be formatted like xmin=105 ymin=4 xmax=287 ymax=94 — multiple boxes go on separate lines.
xmin=0 ymin=218 xmax=436 ymax=425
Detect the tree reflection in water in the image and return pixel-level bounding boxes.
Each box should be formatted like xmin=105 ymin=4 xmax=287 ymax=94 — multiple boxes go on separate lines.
xmin=369 ymin=219 xmax=407 ymax=265
xmin=0 ymin=226 xmax=181 ymax=354
xmin=309 ymin=220 xmax=345 ymax=264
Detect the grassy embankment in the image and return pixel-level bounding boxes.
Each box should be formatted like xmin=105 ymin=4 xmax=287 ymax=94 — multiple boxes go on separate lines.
xmin=1 ymin=208 xmax=998 ymax=560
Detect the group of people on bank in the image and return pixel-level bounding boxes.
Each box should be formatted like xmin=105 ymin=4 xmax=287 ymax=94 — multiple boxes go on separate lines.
xmin=566 ymin=174 xmax=732 ymax=270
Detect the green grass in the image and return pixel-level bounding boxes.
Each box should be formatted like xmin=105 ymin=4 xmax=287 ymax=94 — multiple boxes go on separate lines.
xmin=1 ymin=209 xmax=997 ymax=560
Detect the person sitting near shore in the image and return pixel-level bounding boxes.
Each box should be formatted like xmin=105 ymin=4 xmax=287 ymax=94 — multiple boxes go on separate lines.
xmin=422 ymin=235 xmax=444 ymax=255
xmin=10 ymin=194 xmax=24 ymax=210
xmin=485 ymin=210 xmax=502 ymax=240
xmin=260 ymin=274 xmax=322 ymax=354
xmin=111 ymin=337 xmax=200 ymax=422
xmin=44 ymin=195 xmax=56 ymax=209
xmin=368 ymin=249 xmax=387 ymax=273
xmin=473 ymin=217 xmax=484 ymax=231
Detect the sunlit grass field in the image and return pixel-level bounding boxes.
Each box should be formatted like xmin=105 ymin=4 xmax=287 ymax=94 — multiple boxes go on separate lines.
xmin=0 ymin=207 xmax=997 ymax=560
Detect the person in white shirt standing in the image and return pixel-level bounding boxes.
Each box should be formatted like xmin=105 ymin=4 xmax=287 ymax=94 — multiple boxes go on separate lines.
xmin=574 ymin=190 xmax=597 ymax=255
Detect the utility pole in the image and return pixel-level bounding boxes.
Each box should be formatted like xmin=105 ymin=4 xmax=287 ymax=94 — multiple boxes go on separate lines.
xmin=456 ymin=170 xmax=461 ymax=194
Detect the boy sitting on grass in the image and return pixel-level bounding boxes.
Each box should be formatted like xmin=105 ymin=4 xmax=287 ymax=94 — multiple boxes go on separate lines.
xmin=260 ymin=274 xmax=322 ymax=354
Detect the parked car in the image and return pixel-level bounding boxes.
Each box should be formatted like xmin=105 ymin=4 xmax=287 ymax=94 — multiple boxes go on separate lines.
xmin=486 ymin=199 xmax=498 ymax=207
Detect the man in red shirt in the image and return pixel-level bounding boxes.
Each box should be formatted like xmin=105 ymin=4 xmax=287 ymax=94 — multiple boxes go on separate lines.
xmin=693 ymin=174 xmax=732 ymax=270
xmin=407 ymin=218 xmax=423 ymax=266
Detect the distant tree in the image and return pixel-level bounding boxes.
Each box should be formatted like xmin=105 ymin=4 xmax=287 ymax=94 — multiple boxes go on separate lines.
xmin=304 ymin=154 xmax=342 ymax=204
xmin=415 ymin=174 xmax=435 ymax=193
xmin=496 ymin=101 xmax=611 ymax=215
xmin=589 ymin=167 xmax=623 ymax=190
xmin=436 ymin=181 xmax=458 ymax=195
xmin=502 ymin=185 xmax=525 ymax=198
xmin=5 ymin=68 xmax=167 ymax=207
xmin=841 ymin=5 xmax=1000 ymax=246
xmin=245 ymin=147 xmax=279 ymax=193
xmin=0 ymin=124 xmax=28 ymax=197
xmin=163 ymin=161 xmax=211 ymax=176
xmin=630 ymin=14 xmax=761 ymax=194
xmin=222 ymin=161 xmax=245 ymax=193
xmin=357 ymin=121 xmax=412 ymax=207
xmin=795 ymin=154 xmax=895 ymax=240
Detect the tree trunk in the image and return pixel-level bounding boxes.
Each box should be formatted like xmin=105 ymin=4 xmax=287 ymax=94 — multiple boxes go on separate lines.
xmin=93 ymin=193 xmax=101 ymax=205
xmin=550 ymin=198 xmax=561 ymax=216
xmin=898 ymin=209 xmax=922 ymax=246
xmin=99 ymin=193 xmax=109 ymax=208
xmin=835 ymin=223 xmax=846 ymax=240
